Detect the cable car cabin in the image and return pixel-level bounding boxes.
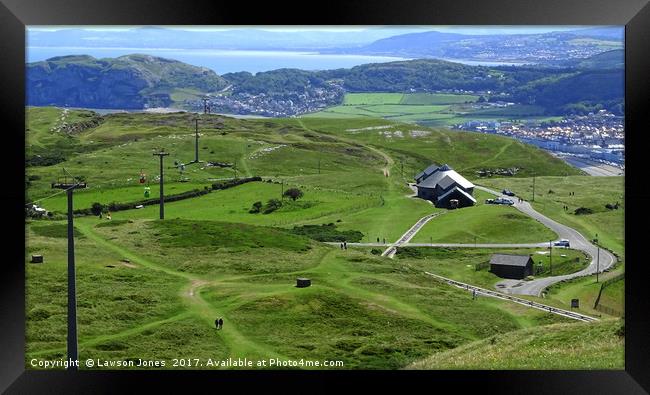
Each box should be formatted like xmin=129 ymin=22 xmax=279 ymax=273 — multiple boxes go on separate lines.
xmin=449 ymin=199 xmax=459 ymax=209
xmin=144 ymin=186 xmax=151 ymax=198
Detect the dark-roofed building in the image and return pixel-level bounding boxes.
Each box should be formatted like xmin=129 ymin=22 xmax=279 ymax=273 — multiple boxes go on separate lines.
xmin=489 ymin=254 xmax=534 ymax=280
xmin=415 ymin=164 xmax=476 ymax=208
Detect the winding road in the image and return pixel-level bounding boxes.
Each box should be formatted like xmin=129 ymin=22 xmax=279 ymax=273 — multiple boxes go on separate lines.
xmin=339 ymin=184 xmax=617 ymax=297
xmin=474 ymin=185 xmax=617 ymax=296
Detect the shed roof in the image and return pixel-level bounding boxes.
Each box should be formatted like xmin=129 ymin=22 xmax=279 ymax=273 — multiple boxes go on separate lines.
xmin=437 ymin=186 xmax=477 ymax=204
xmin=416 ymin=166 xmax=474 ymax=190
xmin=415 ymin=163 xmax=439 ymax=182
xmin=489 ymin=254 xmax=533 ymax=267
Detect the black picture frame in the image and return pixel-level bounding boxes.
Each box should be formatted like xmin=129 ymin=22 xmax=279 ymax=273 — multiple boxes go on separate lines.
xmin=2 ymin=0 xmax=649 ymax=392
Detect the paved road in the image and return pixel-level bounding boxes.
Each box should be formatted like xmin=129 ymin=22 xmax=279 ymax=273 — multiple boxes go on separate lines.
xmin=554 ymin=155 xmax=624 ymax=177
xmin=475 ymin=185 xmax=617 ymax=296
xmin=329 ymin=242 xmax=548 ymax=248
xmin=381 ymin=212 xmax=443 ymax=258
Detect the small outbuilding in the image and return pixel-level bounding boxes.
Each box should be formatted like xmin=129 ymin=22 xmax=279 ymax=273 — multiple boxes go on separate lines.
xmin=489 ymin=254 xmax=534 ymax=280
xmin=296 ymin=278 xmax=311 ymax=288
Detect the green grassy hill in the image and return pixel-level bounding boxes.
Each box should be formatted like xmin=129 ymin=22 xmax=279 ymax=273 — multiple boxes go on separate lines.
xmin=27 ymin=217 xmax=574 ymax=369
xmin=25 ymin=106 xmax=622 ymax=369
xmin=27 ymin=54 xmax=227 ymax=109
xmin=407 ymin=319 xmax=624 ymax=369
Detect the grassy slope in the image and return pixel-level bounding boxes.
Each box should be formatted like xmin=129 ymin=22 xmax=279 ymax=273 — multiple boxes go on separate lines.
xmin=298 ymin=117 xmax=581 ymax=179
xmin=410 ymin=189 xmax=558 ymax=244
xmin=26 ymin=217 xmax=573 ymax=369
xmin=408 ymin=319 xmax=624 ymax=369
xmin=25 ymin=107 xmax=622 ymax=369
xmin=478 ymin=176 xmax=624 ymax=257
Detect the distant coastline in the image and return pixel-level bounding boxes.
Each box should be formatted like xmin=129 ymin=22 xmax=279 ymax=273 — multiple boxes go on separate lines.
xmin=32 ymin=105 xmax=270 ymax=119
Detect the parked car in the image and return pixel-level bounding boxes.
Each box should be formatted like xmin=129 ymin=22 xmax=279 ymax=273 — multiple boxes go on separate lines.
xmin=554 ymin=239 xmax=570 ymax=247
xmin=494 ymin=197 xmax=514 ymax=205
xmin=502 ymin=189 xmax=516 ymax=196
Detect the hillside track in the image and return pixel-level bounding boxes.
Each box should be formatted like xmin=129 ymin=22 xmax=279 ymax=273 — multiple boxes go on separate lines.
xmin=74 ymin=221 xmax=292 ymax=363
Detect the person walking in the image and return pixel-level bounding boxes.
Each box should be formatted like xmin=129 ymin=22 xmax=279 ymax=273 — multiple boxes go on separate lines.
xmin=343 ymin=241 xmax=347 ymax=250
xmin=340 ymin=242 xmax=344 ymax=250
xmin=218 ymin=317 xmax=224 ymax=330
xmin=215 ymin=318 xmax=220 ymax=330
xmin=472 ymin=289 xmax=476 ymax=300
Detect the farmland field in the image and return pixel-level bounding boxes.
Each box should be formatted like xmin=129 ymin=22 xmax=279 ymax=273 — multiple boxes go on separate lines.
xmin=303 ymin=93 xmax=549 ymax=127
xmin=25 ymin=106 xmax=622 ymax=369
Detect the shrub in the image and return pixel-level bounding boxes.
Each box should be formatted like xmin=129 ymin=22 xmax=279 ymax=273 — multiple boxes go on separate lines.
xmin=91 ymin=202 xmax=105 ymax=216
xmin=212 ymin=176 xmax=261 ymax=190
xmin=263 ymin=198 xmax=282 ymax=214
xmin=370 ymin=248 xmax=382 ymax=255
xmin=249 ymin=201 xmax=263 ymax=214
xmin=574 ymin=207 xmax=594 ymax=215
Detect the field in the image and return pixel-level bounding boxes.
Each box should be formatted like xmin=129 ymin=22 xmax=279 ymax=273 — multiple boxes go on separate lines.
xmin=304 ymin=93 xmax=555 ymax=127
xmin=410 ymin=189 xmax=558 ymax=244
xmin=25 ymin=107 xmax=622 ymax=369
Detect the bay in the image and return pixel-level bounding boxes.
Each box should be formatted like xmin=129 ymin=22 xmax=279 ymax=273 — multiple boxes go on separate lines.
xmin=27 ymin=47 xmax=411 ymax=74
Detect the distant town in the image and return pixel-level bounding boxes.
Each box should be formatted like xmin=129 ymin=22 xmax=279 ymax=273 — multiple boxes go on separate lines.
xmin=196 ymin=81 xmax=345 ymax=117
xmin=454 ymin=109 xmax=624 ymax=167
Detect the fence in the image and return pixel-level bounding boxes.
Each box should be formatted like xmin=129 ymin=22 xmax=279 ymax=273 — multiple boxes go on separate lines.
xmin=595 ymin=304 xmax=624 ymax=317
xmin=593 ymin=273 xmax=624 ymax=315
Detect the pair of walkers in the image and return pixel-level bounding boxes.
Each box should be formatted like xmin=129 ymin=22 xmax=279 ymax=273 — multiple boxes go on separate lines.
xmin=214 ymin=317 xmax=224 ymax=330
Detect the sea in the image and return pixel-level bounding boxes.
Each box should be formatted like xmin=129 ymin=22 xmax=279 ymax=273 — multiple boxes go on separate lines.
xmin=27 ymin=47 xmax=413 ymax=74
xmin=27 ymin=47 xmax=529 ymax=74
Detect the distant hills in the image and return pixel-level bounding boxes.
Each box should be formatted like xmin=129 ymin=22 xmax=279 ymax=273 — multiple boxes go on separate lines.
xmin=561 ymin=49 xmax=624 ymax=70
xmin=27 ymin=53 xmax=623 ymax=116
xmin=27 ymin=54 xmax=228 ymax=109
xmin=329 ymin=29 xmax=624 ymax=64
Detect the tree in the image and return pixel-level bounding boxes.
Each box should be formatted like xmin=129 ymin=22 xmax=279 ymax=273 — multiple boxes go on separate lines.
xmin=91 ymin=202 xmax=105 ymax=216
xmin=283 ymin=188 xmax=304 ymax=201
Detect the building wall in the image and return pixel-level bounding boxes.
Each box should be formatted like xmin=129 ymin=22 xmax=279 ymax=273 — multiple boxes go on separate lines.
xmin=490 ymin=264 xmax=525 ymax=280
xmin=417 ymin=187 xmax=436 ymax=201
xmin=490 ymin=261 xmax=533 ymax=279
